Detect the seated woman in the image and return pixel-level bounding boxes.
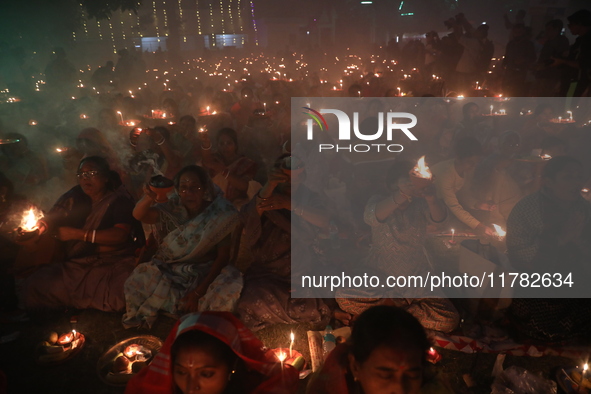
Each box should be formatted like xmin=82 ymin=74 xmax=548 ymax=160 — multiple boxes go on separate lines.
xmin=21 ymin=156 xmax=143 ymax=312
xmin=507 ymin=156 xmax=591 ymax=342
xmin=125 ymin=311 xmax=298 ymax=394
xmin=123 ymin=165 xmax=239 ymax=328
xmin=336 ymin=161 xmax=459 ymax=333
xmin=199 ymin=127 xmax=258 ymax=208
xmin=236 ymin=155 xmax=332 ymax=331
xmin=307 ymin=305 xmax=450 ymax=394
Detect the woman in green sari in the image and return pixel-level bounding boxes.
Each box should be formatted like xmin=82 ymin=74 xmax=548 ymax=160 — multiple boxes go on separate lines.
xmin=122 ymin=165 xmax=239 ymax=328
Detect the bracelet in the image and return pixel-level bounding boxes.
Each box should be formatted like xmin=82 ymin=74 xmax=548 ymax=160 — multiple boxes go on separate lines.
xmin=156 ymin=138 xmax=166 ymax=146
xmin=84 ymin=230 xmax=89 ymax=242
xmin=201 ymin=143 xmax=212 ymax=151
xmin=257 ymin=191 xmax=269 ymax=201
xmin=222 ymin=169 xmax=230 ymax=179
xmin=91 ymin=230 xmax=96 ymax=244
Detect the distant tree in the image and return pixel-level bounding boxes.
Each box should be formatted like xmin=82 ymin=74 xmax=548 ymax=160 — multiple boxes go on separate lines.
xmin=0 ymin=0 xmax=142 ymax=48
xmin=81 ymin=0 xmax=142 ymax=20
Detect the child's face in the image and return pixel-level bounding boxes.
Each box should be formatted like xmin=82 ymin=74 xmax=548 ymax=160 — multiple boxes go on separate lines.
xmin=350 ymin=345 xmax=423 ymax=394
xmin=173 ymin=346 xmax=230 ymax=394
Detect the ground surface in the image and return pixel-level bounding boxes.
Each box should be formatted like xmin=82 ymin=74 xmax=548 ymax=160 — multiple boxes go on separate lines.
xmin=0 ymin=308 xmax=578 ymax=394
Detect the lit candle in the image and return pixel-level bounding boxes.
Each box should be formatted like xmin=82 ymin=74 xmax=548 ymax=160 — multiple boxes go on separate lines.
xmin=80 ymin=114 xmax=88 ymax=119
xmin=583 ymin=188 xmax=589 ymax=193
xmin=206 ymin=106 xmax=210 ymax=115
xmin=29 ymin=120 xmax=37 ymax=126
xmin=427 ymin=347 xmax=442 ymax=364
xmin=558 ymin=116 xmax=562 ymax=122
xmin=397 ymin=87 xmax=401 ymax=96
xmin=263 ymin=102 xmax=267 ymax=113
xmin=117 ymin=111 xmax=124 ymax=124
xmin=151 ymin=110 xmax=155 ymax=118
xmin=490 ymin=105 xmax=493 ymax=115
xmin=567 ymin=111 xmax=573 ymax=122
xmin=289 ymin=331 xmax=295 ymax=358
xmin=451 ymin=229 xmax=455 ymax=243
xmin=278 ymin=350 xmax=287 ymax=369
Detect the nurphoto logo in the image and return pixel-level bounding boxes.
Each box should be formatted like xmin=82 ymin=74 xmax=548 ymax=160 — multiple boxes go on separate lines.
xmin=303 ymin=106 xmax=418 ymax=152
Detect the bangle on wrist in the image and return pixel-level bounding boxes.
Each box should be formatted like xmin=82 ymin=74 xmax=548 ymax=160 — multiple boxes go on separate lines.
xmin=156 ymin=138 xmax=166 ymax=146
xmin=202 ymin=143 xmax=212 ymax=151
xmin=257 ymin=191 xmax=269 ymax=201
xmin=91 ymin=230 xmax=96 ymax=244
xmin=84 ymin=230 xmax=89 ymax=242
xmin=222 ymin=169 xmax=230 ymax=179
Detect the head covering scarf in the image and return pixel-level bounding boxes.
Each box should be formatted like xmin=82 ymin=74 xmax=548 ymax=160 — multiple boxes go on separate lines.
xmin=125 ymin=312 xmax=299 ymax=394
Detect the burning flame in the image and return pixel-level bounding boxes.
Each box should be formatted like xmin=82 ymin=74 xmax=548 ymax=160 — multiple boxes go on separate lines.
xmin=20 ymin=208 xmax=43 ymax=232
xmin=413 ymin=156 xmax=432 ymax=179
xmin=124 ymin=344 xmax=143 ymax=358
xmin=277 ymin=351 xmax=287 ymax=362
xmin=492 ymin=224 xmax=506 ymax=238
xmin=290 ymin=332 xmax=295 ymax=342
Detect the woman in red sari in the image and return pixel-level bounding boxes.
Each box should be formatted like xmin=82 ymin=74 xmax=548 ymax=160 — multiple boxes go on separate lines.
xmin=125 ymin=311 xmax=298 ymax=394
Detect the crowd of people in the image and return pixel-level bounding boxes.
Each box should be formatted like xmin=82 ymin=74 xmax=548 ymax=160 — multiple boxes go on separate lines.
xmin=0 ymin=7 xmax=591 ymax=394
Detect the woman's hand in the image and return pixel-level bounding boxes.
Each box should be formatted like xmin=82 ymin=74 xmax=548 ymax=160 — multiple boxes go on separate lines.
xmin=475 ymin=223 xmax=495 ymax=237
xmin=257 ymin=193 xmax=291 ymax=212
xmin=143 ymin=184 xmax=157 ymax=202
xmin=267 ymin=168 xmax=289 ymax=187
xmin=180 ymin=291 xmax=202 ymax=313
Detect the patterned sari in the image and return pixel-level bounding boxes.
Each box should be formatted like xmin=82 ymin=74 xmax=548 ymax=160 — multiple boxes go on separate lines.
xmin=21 ymin=185 xmax=142 ymax=312
xmin=123 ymin=193 xmax=239 ymax=328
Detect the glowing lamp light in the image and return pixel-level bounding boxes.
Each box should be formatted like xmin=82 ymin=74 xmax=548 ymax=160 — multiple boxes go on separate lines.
xmin=413 ymin=156 xmax=432 ymax=179
xmin=29 ymin=120 xmax=37 ymax=126
xmin=124 ymin=344 xmax=143 ymax=358
xmin=492 ymin=224 xmax=506 ymax=239
xmin=20 ymin=208 xmax=42 ymax=232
